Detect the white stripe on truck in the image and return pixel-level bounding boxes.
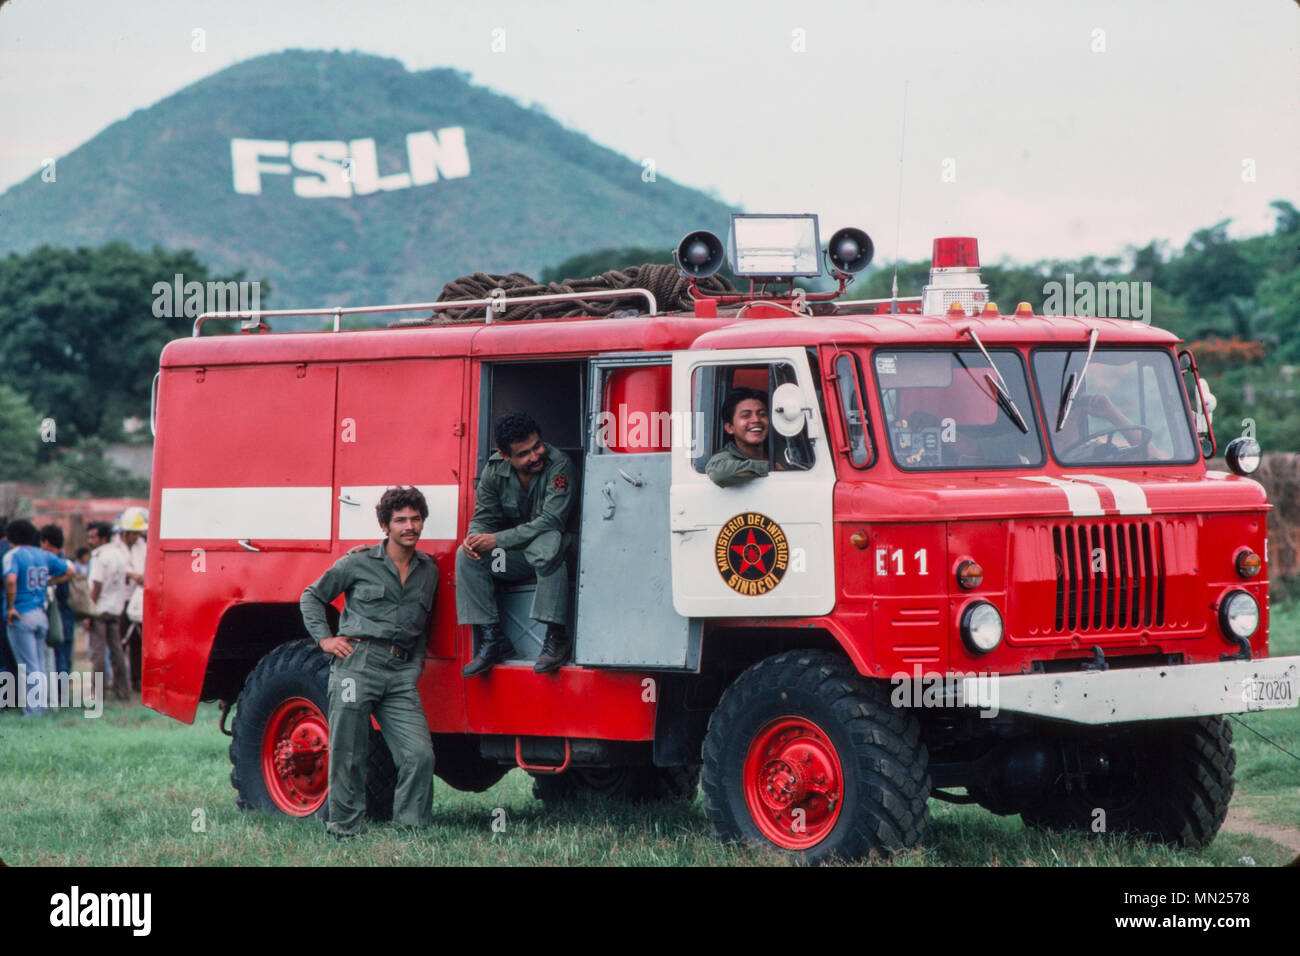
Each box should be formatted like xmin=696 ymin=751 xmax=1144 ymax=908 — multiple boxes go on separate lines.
xmin=337 ymin=485 xmax=458 ymax=540
xmin=160 ymin=484 xmax=459 ymax=540
xmin=1019 ymin=476 xmax=1104 ymax=516
xmin=1071 ymin=474 xmax=1151 ymax=515
xmin=160 ymin=486 xmax=333 ymax=539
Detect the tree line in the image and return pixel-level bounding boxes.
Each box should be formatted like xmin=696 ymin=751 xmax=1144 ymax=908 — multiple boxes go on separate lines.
xmin=1 ymin=201 xmax=1295 ymax=495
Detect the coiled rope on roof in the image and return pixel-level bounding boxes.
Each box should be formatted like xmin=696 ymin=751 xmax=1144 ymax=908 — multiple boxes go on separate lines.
xmin=423 ymin=263 xmax=738 ymax=324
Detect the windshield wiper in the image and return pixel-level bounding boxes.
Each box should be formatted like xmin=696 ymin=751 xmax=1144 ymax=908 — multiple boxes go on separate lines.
xmin=984 ymin=374 xmax=1029 ymax=434
xmin=1055 ymin=328 xmax=1100 ymax=432
xmin=958 ymin=327 xmax=1029 ymax=433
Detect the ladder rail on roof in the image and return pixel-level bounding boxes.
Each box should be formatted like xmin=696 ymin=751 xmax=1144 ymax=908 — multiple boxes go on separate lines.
xmin=192 ymin=288 xmax=660 ymax=337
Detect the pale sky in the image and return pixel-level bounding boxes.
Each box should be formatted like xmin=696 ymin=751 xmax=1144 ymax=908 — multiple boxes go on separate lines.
xmin=1 ymin=0 xmax=1297 ymax=265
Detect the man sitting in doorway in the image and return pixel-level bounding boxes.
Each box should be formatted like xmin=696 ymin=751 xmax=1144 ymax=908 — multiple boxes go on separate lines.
xmin=705 ymin=387 xmax=780 ymax=487
xmin=457 ymin=412 xmax=576 ymax=676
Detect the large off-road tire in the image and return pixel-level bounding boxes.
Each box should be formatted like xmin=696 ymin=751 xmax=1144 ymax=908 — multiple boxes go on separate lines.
xmin=701 ymin=650 xmax=930 ymax=863
xmin=431 ymin=734 xmax=509 ymax=793
xmin=229 ymin=639 xmax=397 ymax=822
xmin=1020 ymin=716 xmax=1235 ymax=848
xmin=531 ymin=765 xmax=700 ymax=805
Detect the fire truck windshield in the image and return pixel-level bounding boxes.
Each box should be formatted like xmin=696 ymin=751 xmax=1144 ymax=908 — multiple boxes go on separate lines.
xmin=1033 ymin=348 xmax=1198 ymax=465
xmin=874 ymin=349 xmax=1045 ymax=470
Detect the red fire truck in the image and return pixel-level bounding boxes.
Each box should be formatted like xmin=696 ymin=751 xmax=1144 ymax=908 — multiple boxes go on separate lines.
xmin=145 ymin=214 xmax=1298 ymax=862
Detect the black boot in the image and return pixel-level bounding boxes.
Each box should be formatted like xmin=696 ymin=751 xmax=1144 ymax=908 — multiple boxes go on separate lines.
xmin=462 ymin=625 xmax=514 ymax=678
xmin=533 ymin=624 xmax=571 ymax=674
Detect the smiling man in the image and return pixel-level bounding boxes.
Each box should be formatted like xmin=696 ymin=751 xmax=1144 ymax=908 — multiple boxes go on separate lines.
xmin=300 ymin=486 xmax=437 ymax=838
xmin=457 ymin=411 xmax=576 ymax=677
xmin=706 ymin=387 xmax=774 ymax=487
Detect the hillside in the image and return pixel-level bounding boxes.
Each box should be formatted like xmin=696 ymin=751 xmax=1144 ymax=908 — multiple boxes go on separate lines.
xmin=0 ymin=50 xmax=733 ymax=314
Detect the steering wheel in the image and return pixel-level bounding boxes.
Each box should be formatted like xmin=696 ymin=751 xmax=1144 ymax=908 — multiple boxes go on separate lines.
xmin=1062 ymin=426 xmax=1153 ymax=460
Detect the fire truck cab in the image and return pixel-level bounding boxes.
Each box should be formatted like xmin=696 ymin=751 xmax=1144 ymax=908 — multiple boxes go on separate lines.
xmin=145 ymin=214 xmax=1299 ymax=862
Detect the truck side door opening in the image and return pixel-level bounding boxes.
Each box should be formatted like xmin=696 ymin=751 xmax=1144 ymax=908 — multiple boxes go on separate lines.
xmin=474 ymin=360 xmax=587 ymax=662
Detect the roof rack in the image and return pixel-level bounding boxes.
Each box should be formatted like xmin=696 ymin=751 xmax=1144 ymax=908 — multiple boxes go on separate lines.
xmin=832 ymin=296 xmax=923 ymax=314
xmin=192 ymin=288 xmax=660 ymax=337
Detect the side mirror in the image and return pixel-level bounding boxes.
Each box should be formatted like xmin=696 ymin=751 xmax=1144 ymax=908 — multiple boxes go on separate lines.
xmin=1178 ymin=348 xmax=1217 ymax=459
xmin=770 ymin=382 xmax=808 ymax=438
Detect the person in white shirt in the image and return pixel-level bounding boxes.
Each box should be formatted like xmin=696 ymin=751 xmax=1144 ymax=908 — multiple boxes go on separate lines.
xmin=116 ymin=507 xmax=149 ymax=693
xmin=85 ymin=520 xmax=132 ymax=700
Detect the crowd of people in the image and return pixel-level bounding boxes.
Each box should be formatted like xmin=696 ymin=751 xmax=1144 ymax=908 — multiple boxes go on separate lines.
xmin=0 ymin=507 xmax=148 ymax=715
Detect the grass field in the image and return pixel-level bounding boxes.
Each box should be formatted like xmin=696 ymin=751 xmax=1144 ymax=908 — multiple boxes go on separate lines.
xmin=2 ymin=609 xmax=1296 ymax=867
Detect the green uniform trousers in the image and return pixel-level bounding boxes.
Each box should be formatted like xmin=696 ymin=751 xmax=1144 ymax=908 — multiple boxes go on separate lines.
xmin=325 ymin=641 xmax=434 ymax=835
xmin=455 ymin=530 xmax=570 ymax=626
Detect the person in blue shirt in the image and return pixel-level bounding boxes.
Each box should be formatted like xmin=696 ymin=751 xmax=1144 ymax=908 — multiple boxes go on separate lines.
xmin=2 ymin=519 xmax=74 ymax=715
xmin=41 ymin=524 xmax=78 ymax=706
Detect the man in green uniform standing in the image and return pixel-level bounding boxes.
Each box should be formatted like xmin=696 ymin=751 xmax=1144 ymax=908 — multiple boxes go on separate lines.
xmin=706 ymin=387 xmax=776 ymax=487
xmin=458 ymin=411 xmax=575 ymax=676
xmin=300 ymin=486 xmax=438 ymax=838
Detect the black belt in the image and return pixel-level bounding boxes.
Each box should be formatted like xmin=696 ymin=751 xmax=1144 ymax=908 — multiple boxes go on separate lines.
xmin=353 ymin=636 xmax=411 ymax=661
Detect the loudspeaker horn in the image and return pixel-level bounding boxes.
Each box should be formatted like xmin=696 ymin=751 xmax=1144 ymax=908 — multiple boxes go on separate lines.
xmin=827 ymin=227 xmax=874 ymax=275
xmin=674 ymin=230 xmax=725 ymax=279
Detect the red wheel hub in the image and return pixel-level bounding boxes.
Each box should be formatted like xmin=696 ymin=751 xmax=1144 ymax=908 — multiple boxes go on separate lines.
xmin=261 ymin=697 xmax=329 ymax=815
xmin=743 ymin=716 xmax=844 ymax=850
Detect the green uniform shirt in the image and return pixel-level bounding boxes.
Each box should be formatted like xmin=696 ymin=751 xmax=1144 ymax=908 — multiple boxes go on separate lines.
xmin=705 ymin=440 xmax=772 ymax=487
xmin=300 ymin=540 xmax=438 ymax=652
xmin=468 ymin=447 xmax=576 ymax=550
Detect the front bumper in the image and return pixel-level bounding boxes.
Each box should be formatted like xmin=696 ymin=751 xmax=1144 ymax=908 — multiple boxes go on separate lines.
xmin=963 ymin=655 xmax=1300 ymax=725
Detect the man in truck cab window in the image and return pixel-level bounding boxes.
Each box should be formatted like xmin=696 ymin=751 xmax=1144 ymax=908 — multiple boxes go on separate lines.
xmin=706 ymin=387 xmax=778 ymax=487
xmin=458 ymin=412 xmax=576 ymax=677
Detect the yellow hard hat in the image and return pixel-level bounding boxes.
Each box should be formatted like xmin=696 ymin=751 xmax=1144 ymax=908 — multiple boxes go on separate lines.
xmin=119 ymin=506 xmax=149 ymax=532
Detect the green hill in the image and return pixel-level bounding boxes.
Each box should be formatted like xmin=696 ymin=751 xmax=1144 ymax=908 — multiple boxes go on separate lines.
xmin=0 ymin=50 xmax=733 ymax=316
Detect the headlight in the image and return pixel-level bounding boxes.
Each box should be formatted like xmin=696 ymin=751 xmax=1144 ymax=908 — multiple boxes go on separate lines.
xmin=961 ymin=601 xmax=1003 ymax=653
xmin=1218 ymin=590 xmax=1259 ymax=641
xmin=1224 ymin=437 xmax=1261 ymax=476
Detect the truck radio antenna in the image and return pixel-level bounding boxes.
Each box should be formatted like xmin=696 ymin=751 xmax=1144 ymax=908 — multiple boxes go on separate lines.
xmin=890 ymin=80 xmax=909 ymax=315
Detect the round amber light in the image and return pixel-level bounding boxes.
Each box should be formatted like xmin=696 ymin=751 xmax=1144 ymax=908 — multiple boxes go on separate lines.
xmin=957 ymin=560 xmax=983 ymax=590
xmin=1235 ymin=550 xmax=1261 ymax=579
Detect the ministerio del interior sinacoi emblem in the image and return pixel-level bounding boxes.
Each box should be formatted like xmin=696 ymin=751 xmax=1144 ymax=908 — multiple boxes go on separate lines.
xmin=715 ymin=512 xmax=790 ymax=596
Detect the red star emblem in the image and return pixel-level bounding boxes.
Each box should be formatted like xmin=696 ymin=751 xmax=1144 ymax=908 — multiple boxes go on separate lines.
xmin=731 ymin=529 xmax=772 ymax=574
xmin=552 ymin=474 xmax=567 ymax=491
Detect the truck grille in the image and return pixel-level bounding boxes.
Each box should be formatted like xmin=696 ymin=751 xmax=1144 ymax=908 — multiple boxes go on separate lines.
xmin=1051 ymin=520 xmax=1167 ymax=633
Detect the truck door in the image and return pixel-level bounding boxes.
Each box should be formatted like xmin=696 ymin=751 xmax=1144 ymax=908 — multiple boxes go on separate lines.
xmin=669 ymin=348 xmax=836 ymax=617
xmin=575 ymin=356 xmax=700 ymax=668
xmin=332 ymin=359 xmax=466 ymax=662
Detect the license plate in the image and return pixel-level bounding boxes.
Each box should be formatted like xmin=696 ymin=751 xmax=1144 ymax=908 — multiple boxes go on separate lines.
xmin=1240 ymin=662 xmax=1298 ymax=712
